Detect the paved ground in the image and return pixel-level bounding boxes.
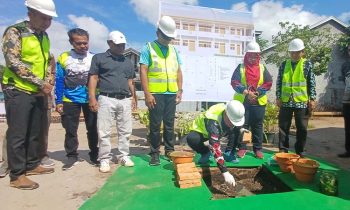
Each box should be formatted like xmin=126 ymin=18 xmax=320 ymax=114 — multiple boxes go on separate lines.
xmin=0 ymin=115 xmax=349 ymax=210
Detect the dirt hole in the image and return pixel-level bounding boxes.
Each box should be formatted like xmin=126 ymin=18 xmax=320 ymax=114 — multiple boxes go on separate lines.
xmin=199 ymin=166 xmax=292 ymax=199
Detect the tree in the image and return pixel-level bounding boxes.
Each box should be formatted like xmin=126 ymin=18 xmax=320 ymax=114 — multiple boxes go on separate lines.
xmin=265 ymin=22 xmax=338 ymax=76
xmin=256 ymin=36 xmax=269 ymax=51
xmin=337 ymin=27 xmax=350 ymax=56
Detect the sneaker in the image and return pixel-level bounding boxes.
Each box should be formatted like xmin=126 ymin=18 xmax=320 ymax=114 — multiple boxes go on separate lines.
xmin=338 ymin=152 xmax=350 ymax=158
xmin=62 ymin=157 xmax=82 ymax=171
xmin=237 ymin=149 xmax=247 ymax=158
xmin=120 ymin=156 xmax=134 ymax=167
xmin=40 ymin=156 xmax=55 ymax=168
xmin=99 ymin=159 xmax=110 ymax=173
xmin=223 ymin=151 xmax=239 ymax=163
xmin=198 ymin=152 xmax=211 ymax=164
xmin=254 ymin=150 xmax=264 ymax=159
xmin=10 ymin=175 xmax=39 ymax=190
xmin=26 ymin=165 xmax=54 ymax=176
xmin=0 ymin=163 xmax=9 ymax=178
xmin=149 ymin=153 xmax=160 ymax=166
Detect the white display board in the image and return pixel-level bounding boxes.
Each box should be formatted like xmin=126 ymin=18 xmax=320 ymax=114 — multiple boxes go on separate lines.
xmin=181 ymin=54 xmax=241 ymax=102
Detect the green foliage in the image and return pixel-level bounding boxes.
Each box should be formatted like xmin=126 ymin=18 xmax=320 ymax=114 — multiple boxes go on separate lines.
xmin=265 ymin=22 xmax=338 ymax=76
xmin=263 ymin=103 xmax=279 ymax=133
xmin=256 ymin=36 xmax=269 ymax=52
xmin=337 ymin=31 xmax=350 ymax=56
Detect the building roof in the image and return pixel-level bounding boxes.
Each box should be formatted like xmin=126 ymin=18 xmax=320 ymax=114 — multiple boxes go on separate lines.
xmin=160 ymin=1 xmax=253 ymax=26
xmin=262 ymin=16 xmax=349 ymax=52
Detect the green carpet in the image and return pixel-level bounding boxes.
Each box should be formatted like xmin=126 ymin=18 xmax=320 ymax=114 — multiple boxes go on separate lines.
xmin=80 ymin=151 xmax=350 ymax=210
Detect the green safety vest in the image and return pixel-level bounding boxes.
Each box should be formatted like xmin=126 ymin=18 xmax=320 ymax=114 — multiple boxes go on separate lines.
xmin=2 ymin=21 xmax=50 ymax=93
xmin=281 ymin=58 xmax=308 ymax=102
xmin=233 ymin=64 xmax=267 ymax=105
xmin=147 ymin=42 xmax=179 ymax=93
xmin=191 ymin=103 xmax=225 ymax=138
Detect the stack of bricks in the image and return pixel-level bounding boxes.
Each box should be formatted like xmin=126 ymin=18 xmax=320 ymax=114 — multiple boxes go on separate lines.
xmin=175 ymin=162 xmax=202 ymax=189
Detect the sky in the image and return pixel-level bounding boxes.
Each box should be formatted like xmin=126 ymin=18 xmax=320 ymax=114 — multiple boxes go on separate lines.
xmin=0 ymin=0 xmax=349 ymax=64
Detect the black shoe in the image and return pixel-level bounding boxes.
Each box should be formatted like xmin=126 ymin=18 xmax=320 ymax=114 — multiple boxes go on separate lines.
xmin=149 ymin=153 xmax=160 ymax=166
xmin=62 ymin=157 xmax=83 ymax=170
xmin=90 ymin=157 xmax=100 ymax=166
xmin=338 ymin=152 xmax=350 ymax=158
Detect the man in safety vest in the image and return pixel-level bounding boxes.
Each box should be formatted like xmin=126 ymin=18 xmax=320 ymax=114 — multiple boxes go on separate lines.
xmin=231 ymin=41 xmax=272 ymax=159
xmin=140 ymin=16 xmax=183 ymax=166
xmin=1 ymin=0 xmax=57 ymax=189
xmin=276 ymin=38 xmax=316 ymax=157
xmin=186 ymin=100 xmax=245 ymax=187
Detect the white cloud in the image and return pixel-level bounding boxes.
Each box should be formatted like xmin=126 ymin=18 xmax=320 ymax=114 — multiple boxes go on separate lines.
xmin=0 ymin=15 xmax=109 ymax=65
xmin=68 ymin=15 xmax=109 ymax=54
xmin=231 ymin=2 xmax=248 ymax=12
xmin=129 ymin=0 xmax=198 ymax=25
xmin=339 ymin=12 xmax=350 ymax=24
xmin=231 ymin=0 xmax=327 ymax=42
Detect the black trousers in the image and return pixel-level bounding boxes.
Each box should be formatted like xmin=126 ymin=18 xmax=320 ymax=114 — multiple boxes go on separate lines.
xmin=278 ymin=107 xmax=309 ymax=155
xmin=236 ymin=104 xmax=266 ymax=151
xmin=4 ymin=89 xmax=44 ymax=180
xmin=38 ymin=95 xmax=51 ymax=159
xmin=61 ymin=102 xmax=98 ymax=159
xmin=343 ymin=103 xmax=350 ymax=153
xmin=186 ymin=131 xmax=210 ymax=155
xmin=149 ymin=94 xmax=176 ymax=154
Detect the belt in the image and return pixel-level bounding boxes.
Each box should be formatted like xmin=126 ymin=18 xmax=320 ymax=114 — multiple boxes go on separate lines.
xmin=100 ymin=92 xmax=130 ymax=99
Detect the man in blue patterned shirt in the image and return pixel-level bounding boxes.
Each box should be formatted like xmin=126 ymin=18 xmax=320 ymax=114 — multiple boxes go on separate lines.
xmin=276 ymin=38 xmax=316 ymax=157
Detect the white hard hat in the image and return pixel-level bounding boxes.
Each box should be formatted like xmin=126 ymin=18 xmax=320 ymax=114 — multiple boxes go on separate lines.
xmin=108 ymin=31 xmax=127 ymax=44
xmin=225 ymin=100 xmax=245 ymax=126
xmin=25 ymin=0 xmax=57 ymax=17
xmin=246 ymin=41 xmax=260 ymax=53
xmin=158 ymin=16 xmax=177 ymax=39
xmin=288 ymin=38 xmax=305 ymax=52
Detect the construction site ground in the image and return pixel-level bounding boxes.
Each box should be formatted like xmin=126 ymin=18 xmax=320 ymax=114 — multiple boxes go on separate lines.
xmin=0 ymin=115 xmax=349 ymax=210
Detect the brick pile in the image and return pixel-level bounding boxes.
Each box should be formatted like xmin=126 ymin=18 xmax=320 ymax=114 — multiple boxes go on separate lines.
xmin=174 ymin=162 xmax=202 ymax=189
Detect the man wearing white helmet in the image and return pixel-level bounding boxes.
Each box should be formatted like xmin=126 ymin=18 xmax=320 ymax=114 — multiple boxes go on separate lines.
xmin=185 ymin=100 xmax=245 ymax=187
xmin=276 ymin=38 xmax=316 ymax=157
xmin=230 ymin=41 xmax=272 ymax=159
xmin=1 ymin=0 xmax=57 ymax=189
xmin=140 ymin=16 xmax=183 ymax=166
xmin=89 ymin=31 xmax=137 ymax=173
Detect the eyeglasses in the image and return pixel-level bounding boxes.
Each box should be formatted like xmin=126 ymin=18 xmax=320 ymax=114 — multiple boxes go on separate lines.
xmin=73 ymin=41 xmax=88 ymax=46
xmin=160 ymin=31 xmax=173 ymax=41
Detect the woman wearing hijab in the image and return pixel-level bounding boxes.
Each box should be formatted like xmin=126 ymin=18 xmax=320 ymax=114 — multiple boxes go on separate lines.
xmin=227 ymin=41 xmax=272 ymax=159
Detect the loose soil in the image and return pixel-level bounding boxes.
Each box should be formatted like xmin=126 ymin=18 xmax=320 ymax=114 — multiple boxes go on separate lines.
xmin=200 ymin=167 xmax=291 ymax=199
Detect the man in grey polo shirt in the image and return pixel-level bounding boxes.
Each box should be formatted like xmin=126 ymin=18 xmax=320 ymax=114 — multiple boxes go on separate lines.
xmin=88 ymin=31 xmax=137 ymax=173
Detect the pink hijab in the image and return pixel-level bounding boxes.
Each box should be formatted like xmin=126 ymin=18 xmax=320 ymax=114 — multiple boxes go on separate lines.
xmin=243 ymin=52 xmax=261 ymax=91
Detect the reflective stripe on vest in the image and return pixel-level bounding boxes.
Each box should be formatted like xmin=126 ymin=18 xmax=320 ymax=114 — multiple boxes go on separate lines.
xmin=281 ymin=59 xmax=308 ymax=102
xmin=233 ymin=64 xmax=267 ymax=105
xmin=147 ymin=42 xmax=179 ymax=93
xmin=2 ymin=22 xmax=50 ymax=93
xmin=191 ymin=103 xmax=225 ymax=138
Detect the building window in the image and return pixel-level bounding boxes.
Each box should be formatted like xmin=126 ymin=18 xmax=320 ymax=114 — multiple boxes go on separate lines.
xmin=176 ymin=22 xmax=180 ymax=29
xmin=236 ymin=29 xmax=241 ymax=36
xmin=214 ymin=42 xmax=219 ymax=48
xmin=230 ymin=28 xmax=235 ymax=35
xmin=199 ymin=41 xmax=211 ymax=48
xmin=182 ymin=23 xmax=189 ymax=30
xmin=199 ymin=24 xmax=212 ymax=32
xmin=182 ymin=40 xmax=189 ymax=46
xmin=230 ymin=43 xmax=235 ymax=50
xmin=246 ymin=29 xmax=252 ymax=36
xmin=172 ymin=39 xmax=180 ymax=45
xmin=215 ymin=26 xmax=226 ymax=34
xmin=189 ymin=23 xmax=196 ymax=31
